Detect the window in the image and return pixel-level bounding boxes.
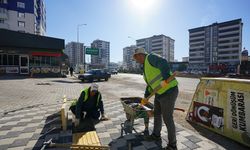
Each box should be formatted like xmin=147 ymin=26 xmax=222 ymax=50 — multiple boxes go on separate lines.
xmin=3 ymin=54 xmax=7 ymax=65
xmin=0 ymin=19 xmax=4 ymax=24
xmin=18 ymin=12 xmax=25 ymax=18
xmin=14 ymin=55 xmax=19 ymax=65
xmin=8 ymin=55 xmax=13 ymax=65
xmin=18 ymin=21 xmax=25 ymax=27
xmin=0 ymin=0 xmax=7 ymax=4
xmin=17 ymin=2 xmax=25 ymax=8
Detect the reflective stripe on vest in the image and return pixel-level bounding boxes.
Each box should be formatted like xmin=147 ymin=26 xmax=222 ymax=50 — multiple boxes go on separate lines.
xmin=143 ymin=54 xmax=178 ymax=95
xmin=81 ymin=88 xmax=101 ymax=107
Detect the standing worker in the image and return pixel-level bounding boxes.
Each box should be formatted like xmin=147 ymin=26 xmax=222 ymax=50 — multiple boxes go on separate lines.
xmin=69 ymin=83 xmax=107 ymax=126
xmin=69 ymin=67 xmax=74 ymax=77
xmin=133 ymin=48 xmax=179 ymax=150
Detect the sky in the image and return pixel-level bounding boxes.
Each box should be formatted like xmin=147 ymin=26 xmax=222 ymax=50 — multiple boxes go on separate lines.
xmin=45 ymin=0 xmax=250 ymax=63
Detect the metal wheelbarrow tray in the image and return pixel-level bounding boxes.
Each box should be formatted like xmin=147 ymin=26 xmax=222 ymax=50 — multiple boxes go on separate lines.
xmin=120 ymin=97 xmax=154 ymax=136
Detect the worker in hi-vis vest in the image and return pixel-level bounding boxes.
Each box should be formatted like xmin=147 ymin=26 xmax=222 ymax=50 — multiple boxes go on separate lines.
xmin=70 ymin=83 xmax=107 ymax=126
xmin=133 ymin=48 xmax=179 ymax=150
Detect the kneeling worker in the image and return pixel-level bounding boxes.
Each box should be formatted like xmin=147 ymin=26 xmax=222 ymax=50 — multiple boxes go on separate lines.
xmin=70 ymin=83 xmax=107 ymax=126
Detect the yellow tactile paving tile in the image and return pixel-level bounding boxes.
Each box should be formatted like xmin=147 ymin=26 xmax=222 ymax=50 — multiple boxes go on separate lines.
xmin=73 ymin=131 xmax=101 ymax=146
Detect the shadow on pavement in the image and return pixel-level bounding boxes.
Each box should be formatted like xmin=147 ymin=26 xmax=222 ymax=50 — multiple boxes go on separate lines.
xmin=50 ymin=80 xmax=80 ymax=84
xmin=0 ymin=75 xmax=28 ymax=80
xmin=109 ymin=133 xmax=164 ymax=149
xmin=188 ymin=121 xmax=249 ymax=150
xmin=34 ymin=111 xmax=72 ymax=150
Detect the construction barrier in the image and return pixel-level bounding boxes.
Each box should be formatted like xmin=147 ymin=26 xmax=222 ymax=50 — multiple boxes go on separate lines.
xmin=186 ymin=77 xmax=250 ymax=147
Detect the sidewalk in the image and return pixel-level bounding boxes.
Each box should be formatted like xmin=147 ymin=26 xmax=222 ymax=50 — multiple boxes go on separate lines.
xmin=0 ymin=76 xmax=249 ymax=150
xmin=0 ymin=100 xmax=248 ymax=150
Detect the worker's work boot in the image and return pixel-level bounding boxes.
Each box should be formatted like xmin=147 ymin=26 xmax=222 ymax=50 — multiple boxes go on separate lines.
xmin=165 ymin=144 xmax=177 ymax=150
xmin=144 ymin=133 xmax=161 ymax=141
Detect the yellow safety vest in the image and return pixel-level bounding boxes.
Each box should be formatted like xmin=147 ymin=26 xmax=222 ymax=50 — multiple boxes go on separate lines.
xmin=143 ymin=54 xmax=178 ymax=95
xmin=71 ymin=88 xmax=101 ymax=107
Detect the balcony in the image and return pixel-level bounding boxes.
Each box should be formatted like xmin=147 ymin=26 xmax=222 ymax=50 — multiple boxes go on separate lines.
xmin=189 ymin=30 xmax=205 ymax=36
xmin=218 ymin=47 xmax=239 ymax=52
xmin=218 ymin=41 xmax=240 ymax=46
xmin=218 ymin=30 xmax=240 ymax=36
xmin=218 ymin=24 xmax=240 ymax=30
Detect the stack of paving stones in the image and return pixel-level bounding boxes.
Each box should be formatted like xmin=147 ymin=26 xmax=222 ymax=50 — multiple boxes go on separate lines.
xmin=0 ymin=102 xmax=72 ymax=150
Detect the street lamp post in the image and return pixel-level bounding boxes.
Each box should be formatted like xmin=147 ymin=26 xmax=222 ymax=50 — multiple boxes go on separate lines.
xmin=77 ymin=24 xmax=87 ymax=72
xmin=77 ymin=24 xmax=87 ymax=43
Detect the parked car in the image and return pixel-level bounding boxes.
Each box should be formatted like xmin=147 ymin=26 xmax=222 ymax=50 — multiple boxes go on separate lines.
xmin=78 ymin=69 xmax=111 ymax=82
xmin=111 ymin=69 xmax=118 ymax=75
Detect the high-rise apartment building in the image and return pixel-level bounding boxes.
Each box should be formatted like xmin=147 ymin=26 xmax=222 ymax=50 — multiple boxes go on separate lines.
xmin=189 ymin=19 xmax=242 ymax=72
xmin=136 ymin=34 xmax=175 ymax=62
xmin=123 ymin=45 xmax=139 ymax=70
xmin=65 ymin=42 xmax=84 ymax=67
xmin=0 ymin=0 xmax=46 ymax=35
xmin=91 ymin=39 xmax=110 ymax=69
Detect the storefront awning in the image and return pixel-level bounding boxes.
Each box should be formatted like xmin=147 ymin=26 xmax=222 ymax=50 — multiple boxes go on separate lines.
xmin=31 ymin=52 xmax=62 ymax=57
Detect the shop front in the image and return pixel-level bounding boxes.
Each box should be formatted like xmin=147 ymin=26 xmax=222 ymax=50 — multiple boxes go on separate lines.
xmin=0 ymin=29 xmax=65 ymax=77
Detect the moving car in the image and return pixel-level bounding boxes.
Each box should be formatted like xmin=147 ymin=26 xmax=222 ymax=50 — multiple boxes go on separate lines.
xmin=78 ymin=69 xmax=111 ymax=82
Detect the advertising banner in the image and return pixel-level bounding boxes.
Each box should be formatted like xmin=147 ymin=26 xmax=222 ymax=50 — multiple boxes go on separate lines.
xmin=186 ymin=78 xmax=250 ymax=147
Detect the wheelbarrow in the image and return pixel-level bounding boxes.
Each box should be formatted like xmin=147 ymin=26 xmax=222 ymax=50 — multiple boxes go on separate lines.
xmin=120 ymin=97 xmax=154 ymax=137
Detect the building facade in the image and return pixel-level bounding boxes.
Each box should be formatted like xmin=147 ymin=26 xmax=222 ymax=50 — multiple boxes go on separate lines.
xmin=90 ymin=39 xmax=110 ymax=69
xmin=0 ymin=0 xmax=46 ymax=35
xmin=0 ymin=29 xmax=64 ymax=76
xmin=65 ymin=42 xmax=84 ymax=67
xmin=189 ymin=19 xmax=242 ymax=73
xmin=136 ymin=34 xmax=175 ymax=62
xmin=123 ymin=45 xmax=139 ymax=70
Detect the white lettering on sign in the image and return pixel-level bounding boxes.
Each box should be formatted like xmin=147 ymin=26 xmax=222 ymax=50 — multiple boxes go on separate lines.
xmin=228 ymin=90 xmax=247 ymax=132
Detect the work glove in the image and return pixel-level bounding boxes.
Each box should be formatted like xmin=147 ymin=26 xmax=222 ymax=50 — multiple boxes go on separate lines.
xmin=160 ymin=80 xmax=168 ymax=88
xmin=75 ymin=118 xmax=80 ymax=127
xmin=140 ymin=98 xmax=149 ymax=105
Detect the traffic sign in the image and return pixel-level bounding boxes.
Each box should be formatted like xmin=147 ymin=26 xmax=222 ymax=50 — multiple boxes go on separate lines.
xmin=85 ymin=48 xmax=99 ymax=55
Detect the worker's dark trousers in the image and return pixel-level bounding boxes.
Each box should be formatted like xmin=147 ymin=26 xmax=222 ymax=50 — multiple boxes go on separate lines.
xmin=153 ymin=86 xmax=179 ymax=145
xmin=70 ymin=105 xmax=100 ymax=120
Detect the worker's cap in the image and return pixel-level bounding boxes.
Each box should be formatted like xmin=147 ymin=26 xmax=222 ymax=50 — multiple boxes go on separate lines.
xmin=90 ymin=83 xmax=98 ymax=92
xmin=133 ymin=48 xmax=147 ymax=57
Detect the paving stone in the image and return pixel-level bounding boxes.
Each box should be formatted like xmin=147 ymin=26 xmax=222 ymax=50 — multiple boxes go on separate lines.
xmin=196 ymin=141 xmax=216 ymax=149
xmin=185 ymin=135 xmax=202 ymax=143
xmin=182 ymin=140 xmax=200 ymax=149
xmin=0 ymin=144 xmax=10 ymax=150
xmin=22 ymin=127 xmax=37 ymax=133
xmin=5 ymin=131 xmax=22 ymax=139
xmin=16 ymin=132 xmax=34 ymax=140
xmin=0 ymin=125 xmax=15 ymax=131
xmin=110 ymin=133 xmax=121 ymax=139
xmin=9 ymin=138 xmax=30 ymax=148
xmin=0 ymin=119 xmax=8 ymax=124
xmin=98 ymin=132 xmax=111 ymax=138
xmin=99 ymin=137 xmax=112 ymax=146
xmin=132 ymin=145 xmax=147 ymax=150
xmin=178 ymin=130 xmax=192 ymax=137
xmin=0 ymin=130 xmax=9 ymax=136
xmin=177 ymin=135 xmax=189 ymax=143
xmin=124 ymin=134 xmax=136 ymax=141
xmin=113 ymin=138 xmax=127 ymax=150
xmin=96 ymin=127 xmax=107 ymax=133
xmin=16 ymin=122 xmax=29 ymax=126
xmin=31 ymin=133 xmax=41 ymax=140
xmin=141 ymin=141 xmax=159 ymax=149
